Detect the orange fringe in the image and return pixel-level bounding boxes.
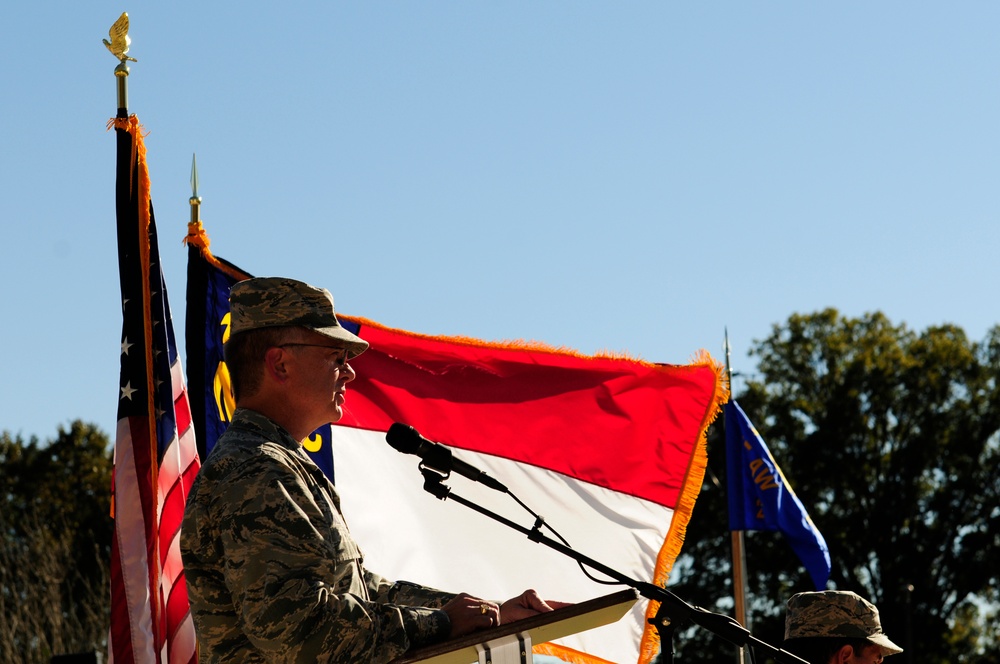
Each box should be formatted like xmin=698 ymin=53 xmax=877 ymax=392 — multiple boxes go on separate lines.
xmin=534 ymin=642 xmax=618 ymax=664
xmin=183 ymin=220 xmax=252 ymax=281
xmin=338 ymin=314 xmax=710 ymax=369
xmin=638 ymin=351 xmax=729 ymax=664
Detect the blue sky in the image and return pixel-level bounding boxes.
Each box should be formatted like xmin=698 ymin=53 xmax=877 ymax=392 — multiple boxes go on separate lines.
xmin=2 ymin=2 xmax=998 ymax=441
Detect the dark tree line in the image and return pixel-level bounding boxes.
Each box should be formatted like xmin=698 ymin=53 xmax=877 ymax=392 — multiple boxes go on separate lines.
xmin=0 ymin=422 xmax=112 ymax=664
xmin=667 ymin=310 xmax=1000 ymax=663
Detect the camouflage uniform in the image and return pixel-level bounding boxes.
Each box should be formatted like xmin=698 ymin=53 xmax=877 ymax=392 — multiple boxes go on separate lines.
xmin=181 ymin=408 xmax=454 ymax=663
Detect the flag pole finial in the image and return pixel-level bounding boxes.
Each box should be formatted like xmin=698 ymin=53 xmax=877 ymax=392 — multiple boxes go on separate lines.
xmin=190 ymin=154 xmax=202 ymax=224
xmin=724 ymin=327 xmax=733 ymax=394
xmin=104 ymin=12 xmax=136 ymax=113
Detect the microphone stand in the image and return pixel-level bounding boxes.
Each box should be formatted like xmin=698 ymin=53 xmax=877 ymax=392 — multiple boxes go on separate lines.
xmin=418 ymin=467 xmax=807 ymax=664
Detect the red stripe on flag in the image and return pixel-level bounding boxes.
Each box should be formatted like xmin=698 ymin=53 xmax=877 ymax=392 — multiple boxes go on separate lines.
xmin=340 ymin=321 xmax=723 ymax=508
xmin=174 ymin=385 xmax=192 ymax=438
xmin=109 ymin=522 xmax=138 ymax=664
xmin=158 ymin=474 xmax=186 ymax=568
xmin=158 ymin=403 xmax=200 ymax=663
xmin=111 ymin=418 xmax=160 ymax=663
xmin=172 ymin=360 xmax=193 ymax=439
xmin=164 ymin=571 xmax=193 ymax=652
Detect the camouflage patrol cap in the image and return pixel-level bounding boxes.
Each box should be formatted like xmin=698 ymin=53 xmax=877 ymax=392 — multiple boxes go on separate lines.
xmin=784 ymin=591 xmax=903 ymax=656
xmin=229 ymin=277 xmax=369 ymax=358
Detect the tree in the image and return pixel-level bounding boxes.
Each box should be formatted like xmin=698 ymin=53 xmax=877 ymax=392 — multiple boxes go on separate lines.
xmin=0 ymin=421 xmax=113 ymax=664
xmin=666 ymin=310 xmax=1000 ymax=663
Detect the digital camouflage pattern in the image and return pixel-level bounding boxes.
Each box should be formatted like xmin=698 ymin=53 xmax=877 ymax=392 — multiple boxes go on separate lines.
xmin=181 ymin=408 xmax=454 ymax=663
xmin=228 ymin=277 xmax=369 ymax=358
xmin=784 ymin=590 xmax=903 ymax=656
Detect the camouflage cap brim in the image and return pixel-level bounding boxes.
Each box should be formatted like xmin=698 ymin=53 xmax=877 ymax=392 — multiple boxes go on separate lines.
xmin=869 ymin=632 xmax=904 ymax=656
xmin=311 ymin=324 xmax=369 ymax=359
xmin=229 ymin=277 xmax=369 ymax=358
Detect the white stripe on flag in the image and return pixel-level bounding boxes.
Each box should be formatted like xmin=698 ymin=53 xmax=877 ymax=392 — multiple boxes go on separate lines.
xmin=334 ymin=427 xmax=669 ymax=664
xmin=168 ymin=613 xmax=197 ymax=664
xmin=114 ymin=417 xmax=157 ymax=662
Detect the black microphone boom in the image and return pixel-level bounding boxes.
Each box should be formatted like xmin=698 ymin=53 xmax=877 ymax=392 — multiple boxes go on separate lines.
xmin=386 ymin=423 xmax=508 ymax=493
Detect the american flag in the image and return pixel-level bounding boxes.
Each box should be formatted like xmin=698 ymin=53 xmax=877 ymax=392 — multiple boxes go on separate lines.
xmin=110 ymin=114 xmax=201 ymax=664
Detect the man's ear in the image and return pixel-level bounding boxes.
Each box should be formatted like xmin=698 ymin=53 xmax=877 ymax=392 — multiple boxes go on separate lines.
xmin=262 ymin=346 xmax=290 ymax=383
xmin=834 ymin=644 xmax=855 ymax=663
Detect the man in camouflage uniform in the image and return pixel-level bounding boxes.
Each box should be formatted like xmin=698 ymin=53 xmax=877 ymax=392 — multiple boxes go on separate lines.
xmin=782 ymin=590 xmax=903 ymax=664
xmin=181 ymin=277 xmax=562 ymax=663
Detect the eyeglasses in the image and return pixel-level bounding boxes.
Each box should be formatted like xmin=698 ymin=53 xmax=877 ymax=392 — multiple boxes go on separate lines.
xmin=277 ymin=343 xmax=350 ymax=367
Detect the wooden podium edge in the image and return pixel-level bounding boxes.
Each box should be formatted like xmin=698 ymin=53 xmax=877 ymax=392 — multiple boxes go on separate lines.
xmin=393 ymin=588 xmax=640 ymax=664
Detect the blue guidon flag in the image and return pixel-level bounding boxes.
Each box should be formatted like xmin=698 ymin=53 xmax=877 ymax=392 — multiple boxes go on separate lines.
xmin=725 ymin=399 xmax=831 ymax=589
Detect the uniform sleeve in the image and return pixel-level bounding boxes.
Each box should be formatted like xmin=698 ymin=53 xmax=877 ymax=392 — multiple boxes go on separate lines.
xmin=371 ymin=576 xmax=460 ymax=648
xmin=212 ymin=452 xmax=451 ymax=663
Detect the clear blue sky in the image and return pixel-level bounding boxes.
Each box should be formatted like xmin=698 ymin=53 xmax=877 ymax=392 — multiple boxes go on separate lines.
xmin=2 ymin=2 xmax=998 ymax=441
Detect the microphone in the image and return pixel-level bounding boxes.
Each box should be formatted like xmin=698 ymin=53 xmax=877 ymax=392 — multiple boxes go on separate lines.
xmin=386 ymin=423 xmax=508 ymax=492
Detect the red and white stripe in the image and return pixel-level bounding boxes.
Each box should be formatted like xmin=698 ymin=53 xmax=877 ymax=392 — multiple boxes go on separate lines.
xmin=111 ymin=358 xmax=200 ymax=664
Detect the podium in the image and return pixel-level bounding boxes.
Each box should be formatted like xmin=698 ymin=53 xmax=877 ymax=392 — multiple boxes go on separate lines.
xmin=393 ymin=589 xmax=639 ymax=664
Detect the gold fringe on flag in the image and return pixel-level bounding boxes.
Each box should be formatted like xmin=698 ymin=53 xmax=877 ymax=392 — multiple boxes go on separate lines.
xmin=183 ymin=220 xmax=253 ymax=282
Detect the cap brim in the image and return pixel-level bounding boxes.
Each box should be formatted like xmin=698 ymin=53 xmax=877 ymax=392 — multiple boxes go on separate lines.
xmin=314 ymin=325 xmax=369 ymax=359
xmin=870 ymin=634 xmax=904 ymax=656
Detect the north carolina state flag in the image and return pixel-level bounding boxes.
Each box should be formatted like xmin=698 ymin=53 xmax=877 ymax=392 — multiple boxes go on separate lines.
xmin=333 ymin=318 xmax=726 ymax=664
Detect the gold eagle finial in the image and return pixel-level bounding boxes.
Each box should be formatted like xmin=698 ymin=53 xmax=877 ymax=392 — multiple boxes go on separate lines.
xmin=104 ymin=12 xmax=137 ymax=63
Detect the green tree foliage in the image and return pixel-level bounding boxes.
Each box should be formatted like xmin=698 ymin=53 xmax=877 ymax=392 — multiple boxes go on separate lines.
xmin=0 ymin=421 xmax=112 ymax=663
xmin=667 ymin=310 xmax=1000 ymax=663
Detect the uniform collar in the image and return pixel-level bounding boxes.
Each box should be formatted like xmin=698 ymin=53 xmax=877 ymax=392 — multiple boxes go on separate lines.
xmin=231 ymin=407 xmax=302 ymax=451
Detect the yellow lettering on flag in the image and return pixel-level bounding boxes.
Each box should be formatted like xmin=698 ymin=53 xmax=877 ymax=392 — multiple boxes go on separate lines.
xmin=303 ymin=433 xmax=323 ymax=454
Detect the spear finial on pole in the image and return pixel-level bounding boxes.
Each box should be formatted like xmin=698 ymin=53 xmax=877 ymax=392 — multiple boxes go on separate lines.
xmin=190 ymin=154 xmax=202 ymax=225
xmin=104 ymin=12 xmax=136 ymax=115
xmin=725 ymin=327 xmax=732 ymax=386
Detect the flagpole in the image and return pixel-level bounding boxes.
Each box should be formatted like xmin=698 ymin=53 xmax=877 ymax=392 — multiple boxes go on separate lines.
xmin=726 ymin=329 xmax=750 ymax=664
xmin=115 ymin=61 xmax=129 ymax=116
xmin=190 ymin=153 xmax=202 ymax=224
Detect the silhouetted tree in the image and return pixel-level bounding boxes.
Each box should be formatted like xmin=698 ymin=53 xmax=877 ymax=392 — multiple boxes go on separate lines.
xmin=667 ymin=311 xmax=1000 ymax=663
xmin=0 ymin=421 xmax=112 ymax=664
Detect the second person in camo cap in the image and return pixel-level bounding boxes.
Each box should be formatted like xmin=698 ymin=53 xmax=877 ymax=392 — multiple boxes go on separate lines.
xmin=783 ymin=590 xmax=903 ymax=663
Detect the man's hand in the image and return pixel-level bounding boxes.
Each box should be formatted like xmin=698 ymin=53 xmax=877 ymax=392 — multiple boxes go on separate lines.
xmin=498 ymin=589 xmax=572 ymax=624
xmin=442 ymin=593 xmax=501 ymax=638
